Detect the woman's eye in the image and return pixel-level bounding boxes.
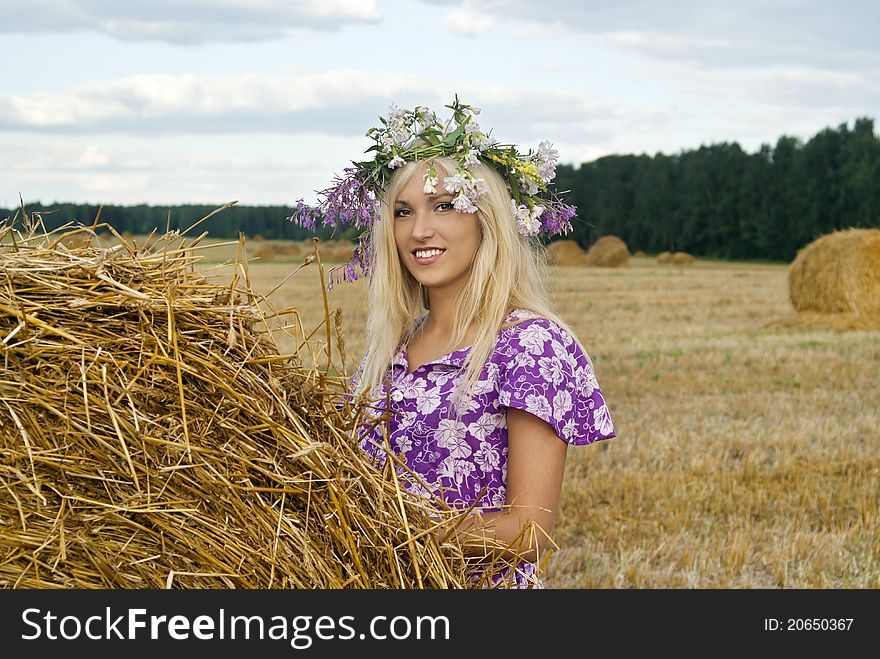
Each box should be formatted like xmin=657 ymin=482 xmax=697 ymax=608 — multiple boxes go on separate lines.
xmin=436 ymin=202 xmax=454 ymax=212
xmin=394 ymin=208 xmax=411 ymax=218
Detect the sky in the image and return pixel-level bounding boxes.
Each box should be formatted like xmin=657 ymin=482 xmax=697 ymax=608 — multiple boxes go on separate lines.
xmin=1 ymin=0 xmax=878 ymax=209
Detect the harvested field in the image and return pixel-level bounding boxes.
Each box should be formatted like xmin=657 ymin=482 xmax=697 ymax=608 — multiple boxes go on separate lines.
xmin=219 ymin=244 xmax=879 ymax=588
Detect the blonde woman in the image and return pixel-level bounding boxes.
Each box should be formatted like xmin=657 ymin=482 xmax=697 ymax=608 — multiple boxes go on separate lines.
xmin=291 ymin=98 xmax=615 ymax=588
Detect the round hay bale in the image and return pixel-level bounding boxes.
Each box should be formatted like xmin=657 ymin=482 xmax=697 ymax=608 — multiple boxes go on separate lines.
xmin=671 ymin=251 xmax=695 ymax=265
xmin=584 ymin=235 xmax=629 ymax=267
xmin=634 ymin=250 xmax=646 ymax=257
xmin=545 ymin=240 xmax=586 ymax=266
xmin=788 ymin=228 xmax=880 ymax=316
xmin=0 ymin=219 xmax=481 ymax=589
xmin=657 ymin=251 xmax=673 ymax=263
xmin=330 ymin=245 xmax=355 ymax=263
xmin=281 ymin=241 xmax=304 ymax=257
xmin=254 ymin=243 xmax=279 ymax=261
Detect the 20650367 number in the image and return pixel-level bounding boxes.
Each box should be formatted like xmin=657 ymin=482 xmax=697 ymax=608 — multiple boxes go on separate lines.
xmin=788 ymin=618 xmax=853 ymax=630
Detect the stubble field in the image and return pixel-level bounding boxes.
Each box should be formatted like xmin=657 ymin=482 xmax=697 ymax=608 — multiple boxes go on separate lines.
xmin=202 ymin=241 xmax=880 ymax=588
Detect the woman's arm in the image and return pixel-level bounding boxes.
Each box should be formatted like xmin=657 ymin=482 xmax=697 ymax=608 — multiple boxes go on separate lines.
xmin=450 ymin=407 xmax=568 ymax=563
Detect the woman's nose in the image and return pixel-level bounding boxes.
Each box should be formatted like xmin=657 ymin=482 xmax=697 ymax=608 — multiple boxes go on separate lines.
xmin=410 ymin=209 xmax=435 ymax=240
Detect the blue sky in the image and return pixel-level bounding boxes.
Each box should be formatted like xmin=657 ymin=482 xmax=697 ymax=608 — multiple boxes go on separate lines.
xmin=2 ymin=0 xmax=878 ymax=208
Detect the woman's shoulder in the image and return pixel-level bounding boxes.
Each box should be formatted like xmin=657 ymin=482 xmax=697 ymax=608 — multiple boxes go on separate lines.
xmin=499 ymin=307 xmax=539 ymax=330
xmin=496 ymin=308 xmax=580 ymax=353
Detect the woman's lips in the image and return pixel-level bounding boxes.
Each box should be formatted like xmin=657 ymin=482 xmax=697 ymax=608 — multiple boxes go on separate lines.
xmin=413 ymin=249 xmax=445 ymax=265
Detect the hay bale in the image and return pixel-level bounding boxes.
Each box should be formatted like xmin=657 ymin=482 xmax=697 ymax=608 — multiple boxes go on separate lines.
xmin=254 ymin=243 xmax=279 ymax=261
xmin=788 ymin=228 xmax=880 ymax=316
xmin=657 ymin=251 xmax=673 ymax=263
xmin=281 ymin=241 xmax=304 ymax=257
xmin=326 ymin=240 xmax=355 ymax=263
xmin=0 ymin=220 xmax=482 ymax=589
xmin=545 ymin=240 xmax=586 ymax=266
xmin=634 ymin=250 xmax=646 ymax=257
xmin=671 ymin=251 xmax=695 ymax=265
xmin=584 ymin=235 xmax=629 ymax=267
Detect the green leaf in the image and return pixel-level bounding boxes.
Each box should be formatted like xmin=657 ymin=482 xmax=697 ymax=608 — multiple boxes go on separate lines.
xmin=443 ymin=123 xmax=467 ymax=146
xmin=508 ymin=174 xmax=521 ymax=204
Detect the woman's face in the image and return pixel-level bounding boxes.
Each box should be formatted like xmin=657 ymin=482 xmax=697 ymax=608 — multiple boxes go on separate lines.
xmin=393 ymin=163 xmax=482 ymax=298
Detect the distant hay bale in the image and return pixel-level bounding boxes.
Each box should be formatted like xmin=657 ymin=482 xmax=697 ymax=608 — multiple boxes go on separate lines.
xmin=657 ymin=251 xmax=673 ymax=263
xmin=254 ymin=243 xmax=279 ymax=261
xmin=330 ymin=245 xmax=355 ymax=263
xmin=0 ymin=219 xmax=488 ymax=589
xmin=545 ymin=240 xmax=586 ymax=266
xmin=634 ymin=250 xmax=646 ymax=257
xmin=671 ymin=252 xmax=695 ymax=265
xmin=584 ymin=235 xmax=629 ymax=267
xmin=281 ymin=241 xmax=304 ymax=257
xmin=788 ymin=228 xmax=880 ymax=317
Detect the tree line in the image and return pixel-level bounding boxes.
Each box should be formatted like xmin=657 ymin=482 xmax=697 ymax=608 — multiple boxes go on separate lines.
xmin=4 ymin=117 xmax=878 ymax=263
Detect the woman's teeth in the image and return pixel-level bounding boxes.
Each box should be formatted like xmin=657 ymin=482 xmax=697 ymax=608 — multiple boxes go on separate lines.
xmin=415 ymin=249 xmax=444 ymax=258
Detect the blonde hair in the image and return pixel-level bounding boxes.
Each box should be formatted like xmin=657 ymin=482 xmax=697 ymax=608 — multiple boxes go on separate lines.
xmin=355 ymin=156 xmax=589 ymax=414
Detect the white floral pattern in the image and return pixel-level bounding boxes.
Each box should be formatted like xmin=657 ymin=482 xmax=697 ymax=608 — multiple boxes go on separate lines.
xmin=351 ymin=308 xmax=615 ymax=588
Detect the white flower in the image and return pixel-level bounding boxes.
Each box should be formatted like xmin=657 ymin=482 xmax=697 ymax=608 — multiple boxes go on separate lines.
xmin=593 ymin=403 xmax=614 ymax=436
xmin=524 ymin=393 xmax=552 ymax=420
xmin=552 ymin=389 xmax=573 ymax=421
xmin=473 ymin=133 xmax=494 ymax=150
xmin=512 ymin=351 xmax=535 ymax=370
xmin=453 ymin=192 xmax=478 ymax=213
xmin=538 ymin=356 xmax=566 ymax=387
xmin=468 ymin=412 xmax=503 ymax=441
xmin=452 ymin=459 xmax=476 ymax=485
xmin=443 ymin=173 xmax=468 ymax=194
xmin=510 ymin=199 xmax=531 ymax=221
xmin=416 ymin=386 xmax=441 ymax=415
xmin=576 ymin=364 xmax=598 ymax=396
xmin=516 ymin=212 xmax=542 ymax=237
xmin=388 ymin=155 xmax=406 ymax=169
xmin=400 ymin=377 xmax=426 ymax=399
xmin=394 ymin=434 xmax=413 ymax=454
xmin=474 ymin=441 xmax=501 ymax=473
xmin=518 ymin=323 xmax=552 ymax=354
xmin=423 ymin=175 xmax=438 ymax=194
xmin=436 ymin=419 xmax=471 ymax=458
xmin=462 ymin=149 xmax=480 ymax=169
xmin=386 ymin=103 xmax=406 ymax=129
xmin=519 ymin=175 xmax=539 ymax=196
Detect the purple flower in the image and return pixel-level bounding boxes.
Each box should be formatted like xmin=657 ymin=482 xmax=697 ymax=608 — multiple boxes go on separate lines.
xmin=539 ymin=198 xmax=577 ymax=236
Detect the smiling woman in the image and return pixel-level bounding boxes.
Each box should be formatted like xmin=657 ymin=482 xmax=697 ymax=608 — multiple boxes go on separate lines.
xmin=291 ymin=98 xmax=615 ymax=588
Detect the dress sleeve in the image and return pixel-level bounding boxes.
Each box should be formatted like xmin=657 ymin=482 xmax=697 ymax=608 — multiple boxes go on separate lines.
xmin=496 ymin=318 xmax=615 ymax=446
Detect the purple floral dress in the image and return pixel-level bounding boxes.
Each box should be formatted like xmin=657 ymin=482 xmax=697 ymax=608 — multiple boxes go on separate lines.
xmin=350 ymin=309 xmax=615 ymax=588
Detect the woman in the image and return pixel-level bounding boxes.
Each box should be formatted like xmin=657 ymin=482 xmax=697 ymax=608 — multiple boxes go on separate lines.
xmin=291 ymin=98 xmax=615 ymax=588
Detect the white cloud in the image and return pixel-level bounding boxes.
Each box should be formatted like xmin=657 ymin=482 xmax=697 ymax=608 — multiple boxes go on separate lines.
xmin=421 ymin=0 xmax=880 ymax=70
xmin=0 ymin=71 xmax=438 ymax=134
xmin=444 ymin=5 xmax=495 ymax=37
xmin=0 ymin=0 xmax=382 ymax=44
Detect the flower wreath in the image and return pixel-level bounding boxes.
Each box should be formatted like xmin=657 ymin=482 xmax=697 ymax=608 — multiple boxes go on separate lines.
xmin=288 ymin=96 xmax=576 ymax=286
